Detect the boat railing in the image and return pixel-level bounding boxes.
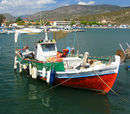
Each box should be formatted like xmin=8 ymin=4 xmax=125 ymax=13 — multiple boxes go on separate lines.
xmin=87 ymin=56 xmax=115 ymax=64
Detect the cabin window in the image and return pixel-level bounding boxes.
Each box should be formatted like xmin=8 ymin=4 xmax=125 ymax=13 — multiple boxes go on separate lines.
xmin=41 ymin=44 xmax=55 ymax=51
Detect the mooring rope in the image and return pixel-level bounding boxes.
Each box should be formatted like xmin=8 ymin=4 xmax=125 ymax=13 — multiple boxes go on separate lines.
xmin=42 ymin=76 xmax=73 ymax=93
xmin=93 ymin=70 xmax=128 ymax=103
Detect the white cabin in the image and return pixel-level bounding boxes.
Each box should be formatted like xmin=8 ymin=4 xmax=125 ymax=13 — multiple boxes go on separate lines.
xmin=35 ymin=32 xmax=57 ymax=61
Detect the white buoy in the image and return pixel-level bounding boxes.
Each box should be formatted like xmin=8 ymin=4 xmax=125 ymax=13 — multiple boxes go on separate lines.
xmin=46 ymin=71 xmax=51 ymax=84
xmin=14 ymin=56 xmax=17 ymax=70
xmin=29 ymin=63 xmax=32 ymax=75
xmin=32 ymin=67 xmax=37 ymax=79
xmin=19 ymin=63 xmax=22 ymax=73
xmin=23 ymin=64 xmax=27 ymax=70
xmin=42 ymin=67 xmax=46 ymax=78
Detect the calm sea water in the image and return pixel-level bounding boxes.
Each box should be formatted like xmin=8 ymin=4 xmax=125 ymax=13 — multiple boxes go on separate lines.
xmin=0 ymin=29 xmax=130 ymax=114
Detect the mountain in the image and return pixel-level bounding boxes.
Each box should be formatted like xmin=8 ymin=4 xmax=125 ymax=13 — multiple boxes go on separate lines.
xmin=27 ymin=4 xmax=123 ymax=21
xmin=79 ymin=7 xmax=130 ymax=25
xmin=3 ymin=13 xmax=15 ymax=21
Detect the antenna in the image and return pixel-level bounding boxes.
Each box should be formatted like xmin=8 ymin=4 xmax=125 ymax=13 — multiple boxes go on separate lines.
xmin=119 ymin=43 xmax=126 ymax=54
xmin=126 ymin=43 xmax=130 ymax=48
xmin=44 ymin=31 xmax=48 ymax=42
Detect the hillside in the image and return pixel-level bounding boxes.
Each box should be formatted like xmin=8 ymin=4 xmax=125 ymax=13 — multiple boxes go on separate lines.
xmin=27 ymin=4 xmax=123 ymax=21
xmin=79 ymin=8 xmax=130 ymax=25
xmin=3 ymin=13 xmax=15 ymax=22
xmin=3 ymin=4 xmax=129 ymax=25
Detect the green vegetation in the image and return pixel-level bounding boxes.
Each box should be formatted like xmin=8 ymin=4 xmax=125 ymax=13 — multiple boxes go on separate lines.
xmin=15 ymin=17 xmax=25 ymax=25
xmin=80 ymin=20 xmax=102 ymax=25
xmin=45 ymin=21 xmax=51 ymax=26
xmin=28 ymin=22 xmax=32 ymax=25
xmin=5 ymin=21 xmax=13 ymax=26
xmin=80 ymin=21 xmax=87 ymax=25
xmin=87 ymin=21 xmax=101 ymax=25
xmin=17 ymin=21 xmax=25 ymax=25
xmin=40 ymin=20 xmax=44 ymax=25
xmin=78 ymin=8 xmax=130 ymax=25
xmin=1 ymin=5 xmax=130 ymax=26
xmin=16 ymin=17 xmax=23 ymax=22
xmin=70 ymin=21 xmax=76 ymax=26
xmin=35 ymin=20 xmax=40 ymax=25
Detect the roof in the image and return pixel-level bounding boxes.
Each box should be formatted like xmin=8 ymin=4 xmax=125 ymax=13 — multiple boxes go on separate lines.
xmin=40 ymin=41 xmax=56 ymax=45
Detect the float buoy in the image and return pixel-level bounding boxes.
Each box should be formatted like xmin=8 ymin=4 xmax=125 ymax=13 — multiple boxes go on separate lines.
xmin=14 ymin=56 xmax=17 ymax=70
xmin=31 ymin=66 xmax=38 ymax=79
xmin=23 ymin=64 xmax=27 ymax=70
xmin=29 ymin=63 xmax=32 ymax=76
xmin=19 ymin=63 xmax=22 ymax=73
xmin=42 ymin=67 xmax=46 ymax=78
xmin=46 ymin=70 xmax=51 ymax=84
xmin=46 ymin=69 xmax=56 ymax=85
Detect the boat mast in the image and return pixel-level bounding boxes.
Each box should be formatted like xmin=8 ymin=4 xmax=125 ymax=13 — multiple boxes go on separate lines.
xmin=44 ymin=32 xmax=48 ymax=42
xmin=74 ymin=31 xmax=79 ymax=56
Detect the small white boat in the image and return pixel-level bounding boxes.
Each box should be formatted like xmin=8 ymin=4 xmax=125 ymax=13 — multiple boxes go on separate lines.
xmin=18 ymin=28 xmax=43 ymax=34
xmin=6 ymin=30 xmax=16 ymax=34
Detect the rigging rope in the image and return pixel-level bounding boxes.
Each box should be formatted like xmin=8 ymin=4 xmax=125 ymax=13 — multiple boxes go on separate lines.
xmin=42 ymin=69 xmax=128 ymax=103
xmin=93 ymin=70 xmax=128 ymax=103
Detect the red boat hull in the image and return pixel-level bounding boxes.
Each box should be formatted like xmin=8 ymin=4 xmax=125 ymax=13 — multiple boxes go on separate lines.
xmin=55 ymin=73 xmax=118 ymax=94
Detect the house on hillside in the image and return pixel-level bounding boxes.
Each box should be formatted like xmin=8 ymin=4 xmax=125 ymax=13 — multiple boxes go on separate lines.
xmin=99 ymin=19 xmax=113 ymax=24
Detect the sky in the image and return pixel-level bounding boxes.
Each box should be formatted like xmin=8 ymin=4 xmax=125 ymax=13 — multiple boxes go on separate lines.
xmin=0 ymin=0 xmax=130 ymax=16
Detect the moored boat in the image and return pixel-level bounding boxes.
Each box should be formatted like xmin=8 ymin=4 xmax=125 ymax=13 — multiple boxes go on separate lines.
xmin=14 ymin=31 xmax=120 ymax=94
xmin=17 ymin=27 xmax=43 ymax=34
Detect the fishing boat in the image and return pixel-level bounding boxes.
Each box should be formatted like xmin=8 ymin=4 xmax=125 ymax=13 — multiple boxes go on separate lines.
xmin=14 ymin=31 xmax=120 ymax=94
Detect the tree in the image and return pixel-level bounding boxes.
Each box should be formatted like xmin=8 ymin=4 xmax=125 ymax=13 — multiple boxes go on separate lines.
xmin=0 ymin=14 xmax=6 ymax=26
xmin=70 ymin=21 xmax=76 ymax=26
xmin=64 ymin=19 xmax=68 ymax=21
xmin=35 ymin=20 xmax=40 ymax=25
xmin=87 ymin=21 xmax=101 ymax=25
xmin=17 ymin=21 xmax=25 ymax=25
xmin=80 ymin=21 xmax=87 ymax=25
xmin=5 ymin=21 xmax=13 ymax=26
xmin=16 ymin=17 xmax=23 ymax=22
xmin=28 ymin=22 xmax=32 ymax=25
xmin=45 ymin=21 xmax=51 ymax=26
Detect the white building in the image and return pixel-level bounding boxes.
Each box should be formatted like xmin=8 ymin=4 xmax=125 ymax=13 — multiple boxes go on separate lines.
xmin=49 ymin=21 xmax=80 ymax=27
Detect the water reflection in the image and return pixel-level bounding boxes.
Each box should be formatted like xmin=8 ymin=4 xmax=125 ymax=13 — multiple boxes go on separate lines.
xmin=14 ymin=72 xmax=111 ymax=114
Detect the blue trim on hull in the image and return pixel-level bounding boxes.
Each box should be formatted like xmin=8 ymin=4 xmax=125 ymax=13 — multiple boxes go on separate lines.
xmin=57 ymin=72 xmax=115 ymax=79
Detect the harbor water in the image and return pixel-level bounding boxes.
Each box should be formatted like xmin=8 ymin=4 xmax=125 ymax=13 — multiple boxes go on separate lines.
xmin=0 ymin=28 xmax=130 ymax=114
